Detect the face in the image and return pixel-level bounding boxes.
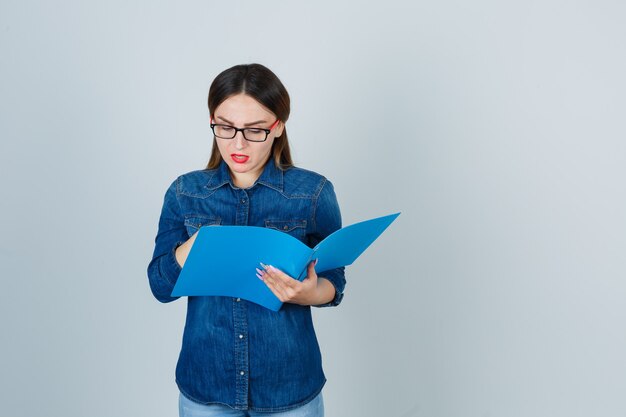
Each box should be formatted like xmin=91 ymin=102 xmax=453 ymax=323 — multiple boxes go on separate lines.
xmin=213 ymin=93 xmax=284 ymax=188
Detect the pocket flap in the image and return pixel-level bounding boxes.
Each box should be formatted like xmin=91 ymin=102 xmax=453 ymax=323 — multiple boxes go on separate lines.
xmin=264 ymin=219 xmax=307 ymax=233
xmin=184 ymin=216 xmax=221 ymax=235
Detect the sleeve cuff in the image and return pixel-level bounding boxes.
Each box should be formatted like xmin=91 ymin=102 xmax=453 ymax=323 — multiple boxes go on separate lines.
xmin=161 ymin=241 xmax=184 ymax=285
xmin=313 ymin=267 xmax=345 ymax=308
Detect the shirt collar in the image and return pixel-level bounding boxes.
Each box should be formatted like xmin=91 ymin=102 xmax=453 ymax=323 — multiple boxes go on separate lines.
xmin=205 ymin=159 xmax=284 ymax=192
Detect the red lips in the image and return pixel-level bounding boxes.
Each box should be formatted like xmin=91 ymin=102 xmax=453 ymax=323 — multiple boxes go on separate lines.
xmin=231 ymin=154 xmax=249 ymax=164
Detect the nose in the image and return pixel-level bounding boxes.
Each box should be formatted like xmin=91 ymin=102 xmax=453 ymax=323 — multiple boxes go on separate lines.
xmin=233 ymin=131 xmax=247 ymax=150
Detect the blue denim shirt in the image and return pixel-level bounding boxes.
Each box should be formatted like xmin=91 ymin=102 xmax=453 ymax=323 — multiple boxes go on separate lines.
xmin=147 ymin=160 xmax=346 ymax=412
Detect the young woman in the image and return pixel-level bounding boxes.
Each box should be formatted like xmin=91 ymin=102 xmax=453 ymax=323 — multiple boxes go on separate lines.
xmin=147 ymin=63 xmax=346 ymax=417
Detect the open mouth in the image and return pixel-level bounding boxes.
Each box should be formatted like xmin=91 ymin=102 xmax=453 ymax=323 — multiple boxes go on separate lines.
xmin=231 ymin=154 xmax=249 ymax=163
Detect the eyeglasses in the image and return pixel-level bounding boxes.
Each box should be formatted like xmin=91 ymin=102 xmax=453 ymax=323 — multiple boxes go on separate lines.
xmin=210 ymin=117 xmax=280 ymax=142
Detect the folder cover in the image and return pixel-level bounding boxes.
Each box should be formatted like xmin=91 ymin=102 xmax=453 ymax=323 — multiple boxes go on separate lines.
xmin=171 ymin=212 xmax=400 ymax=311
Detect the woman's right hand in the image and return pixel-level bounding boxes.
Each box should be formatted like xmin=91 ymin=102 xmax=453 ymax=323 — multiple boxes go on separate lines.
xmin=174 ymin=231 xmax=199 ymax=268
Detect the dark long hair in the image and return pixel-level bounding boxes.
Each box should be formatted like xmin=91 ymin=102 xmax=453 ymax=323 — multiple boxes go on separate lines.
xmin=206 ymin=63 xmax=293 ymax=170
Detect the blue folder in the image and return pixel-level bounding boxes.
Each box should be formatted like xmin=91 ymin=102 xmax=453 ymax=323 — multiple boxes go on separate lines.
xmin=171 ymin=212 xmax=400 ymax=311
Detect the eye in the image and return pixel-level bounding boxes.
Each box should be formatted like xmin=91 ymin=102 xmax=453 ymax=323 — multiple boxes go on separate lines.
xmin=221 ymin=126 xmax=235 ymax=132
xmin=247 ymin=129 xmax=263 ymax=134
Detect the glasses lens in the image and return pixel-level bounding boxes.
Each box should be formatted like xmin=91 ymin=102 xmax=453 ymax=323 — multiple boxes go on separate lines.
xmin=214 ymin=125 xmax=236 ymax=138
xmin=243 ymin=128 xmax=267 ymax=142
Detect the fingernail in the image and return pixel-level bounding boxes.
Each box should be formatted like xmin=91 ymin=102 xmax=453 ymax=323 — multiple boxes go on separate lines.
xmin=268 ymin=265 xmax=276 ymax=272
xmin=260 ymin=262 xmax=268 ymax=270
xmin=256 ymin=273 xmax=264 ymax=280
xmin=255 ymin=267 xmax=264 ymax=275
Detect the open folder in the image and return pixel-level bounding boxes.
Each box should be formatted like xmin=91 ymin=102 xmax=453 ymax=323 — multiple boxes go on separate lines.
xmin=171 ymin=212 xmax=400 ymax=311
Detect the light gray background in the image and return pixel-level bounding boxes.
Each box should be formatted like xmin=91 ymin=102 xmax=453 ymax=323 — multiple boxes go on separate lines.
xmin=1 ymin=1 xmax=625 ymax=416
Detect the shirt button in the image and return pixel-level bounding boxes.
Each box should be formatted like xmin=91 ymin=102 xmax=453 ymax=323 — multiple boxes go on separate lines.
xmin=240 ymin=371 xmax=245 ymax=376
xmin=236 ymin=298 xmax=241 ymax=302
xmin=241 ymin=199 xmax=247 ymax=204
xmin=239 ymin=334 xmax=244 ymax=339
xmin=283 ymin=225 xmax=289 ymax=230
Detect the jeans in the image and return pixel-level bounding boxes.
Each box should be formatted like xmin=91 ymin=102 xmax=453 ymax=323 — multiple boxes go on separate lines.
xmin=179 ymin=391 xmax=324 ymax=417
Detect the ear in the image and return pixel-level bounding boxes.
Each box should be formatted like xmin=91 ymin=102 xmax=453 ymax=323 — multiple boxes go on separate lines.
xmin=276 ymin=121 xmax=285 ymax=137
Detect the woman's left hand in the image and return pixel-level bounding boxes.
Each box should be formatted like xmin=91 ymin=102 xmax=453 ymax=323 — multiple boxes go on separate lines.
xmin=256 ymin=260 xmax=333 ymax=306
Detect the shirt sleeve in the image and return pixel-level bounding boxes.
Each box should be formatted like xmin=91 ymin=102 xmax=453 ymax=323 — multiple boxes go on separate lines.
xmin=146 ymin=177 xmax=188 ymax=303
xmin=308 ymin=178 xmax=346 ymax=308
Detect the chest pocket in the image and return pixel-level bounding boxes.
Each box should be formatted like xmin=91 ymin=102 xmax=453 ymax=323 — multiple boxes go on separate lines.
xmin=264 ymin=219 xmax=307 ymax=242
xmin=184 ymin=216 xmax=221 ymax=237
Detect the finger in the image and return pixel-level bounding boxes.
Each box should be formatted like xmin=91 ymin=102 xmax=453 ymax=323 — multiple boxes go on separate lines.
xmin=264 ymin=281 xmax=286 ymax=301
xmin=258 ymin=264 xmax=290 ymax=297
xmin=304 ymin=260 xmax=318 ymax=282
xmin=262 ymin=263 xmax=297 ymax=288
xmin=259 ymin=270 xmax=288 ymax=301
xmin=255 ymin=267 xmax=266 ymax=281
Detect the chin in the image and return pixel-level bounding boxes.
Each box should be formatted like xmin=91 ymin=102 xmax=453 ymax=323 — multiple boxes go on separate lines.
xmin=228 ymin=162 xmax=249 ymax=171
xmin=227 ymin=163 xmax=255 ymax=176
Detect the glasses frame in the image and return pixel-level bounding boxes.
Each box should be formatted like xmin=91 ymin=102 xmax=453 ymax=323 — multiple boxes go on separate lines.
xmin=209 ymin=116 xmax=280 ymax=143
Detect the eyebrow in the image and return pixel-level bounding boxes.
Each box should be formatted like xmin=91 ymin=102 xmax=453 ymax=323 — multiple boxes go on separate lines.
xmin=216 ymin=116 xmax=267 ymax=127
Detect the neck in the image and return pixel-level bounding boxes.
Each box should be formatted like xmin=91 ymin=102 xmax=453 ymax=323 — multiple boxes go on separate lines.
xmin=231 ymin=173 xmax=255 ymax=189
xmin=230 ymin=167 xmax=264 ymax=189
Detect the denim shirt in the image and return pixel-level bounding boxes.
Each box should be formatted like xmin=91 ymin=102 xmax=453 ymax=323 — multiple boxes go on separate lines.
xmin=147 ymin=160 xmax=346 ymax=412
